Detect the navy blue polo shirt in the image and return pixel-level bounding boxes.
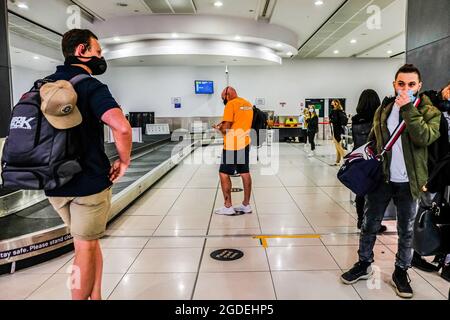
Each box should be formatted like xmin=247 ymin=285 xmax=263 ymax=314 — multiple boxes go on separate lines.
xmin=44 ymin=65 xmax=120 ymax=197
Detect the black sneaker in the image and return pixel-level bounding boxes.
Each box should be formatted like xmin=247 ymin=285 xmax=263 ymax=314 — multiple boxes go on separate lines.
xmin=391 ymin=266 xmax=413 ymax=298
xmin=357 ymin=219 xmax=363 ymax=230
xmin=441 ymin=265 xmax=450 ymax=282
xmin=412 ymin=252 xmax=440 ymax=272
xmin=377 ymin=225 xmax=388 ymax=234
xmin=341 ymin=262 xmax=373 ymax=284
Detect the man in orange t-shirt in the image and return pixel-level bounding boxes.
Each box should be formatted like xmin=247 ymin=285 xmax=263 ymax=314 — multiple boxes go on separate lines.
xmin=213 ymin=86 xmax=254 ymax=215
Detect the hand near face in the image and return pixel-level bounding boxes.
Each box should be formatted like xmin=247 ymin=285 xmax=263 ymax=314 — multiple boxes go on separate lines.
xmin=396 ymin=90 xmax=411 ymax=108
xmin=442 ymin=86 xmax=450 ymax=101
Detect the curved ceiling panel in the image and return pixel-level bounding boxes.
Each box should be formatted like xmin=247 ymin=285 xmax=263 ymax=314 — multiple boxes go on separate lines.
xmin=104 ymin=39 xmax=282 ymax=66
xmin=93 ymin=14 xmax=298 ymax=56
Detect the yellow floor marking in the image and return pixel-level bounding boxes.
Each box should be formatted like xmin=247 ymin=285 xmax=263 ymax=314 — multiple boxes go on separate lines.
xmin=253 ymin=234 xmax=321 ymax=248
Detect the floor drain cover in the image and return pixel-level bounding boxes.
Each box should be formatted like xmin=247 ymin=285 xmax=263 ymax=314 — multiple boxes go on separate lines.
xmin=231 ymin=188 xmax=243 ymax=192
xmin=210 ymin=249 xmax=244 ymax=261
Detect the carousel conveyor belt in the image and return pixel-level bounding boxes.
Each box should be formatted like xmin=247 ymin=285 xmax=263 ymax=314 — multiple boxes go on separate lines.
xmin=0 ymin=135 xmax=171 ymax=215
xmin=0 ymin=136 xmax=199 ymax=271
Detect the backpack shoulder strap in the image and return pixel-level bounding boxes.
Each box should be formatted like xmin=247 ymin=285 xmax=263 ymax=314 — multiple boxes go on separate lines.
xmin=69 ymin=74 xmax=92 ymax=86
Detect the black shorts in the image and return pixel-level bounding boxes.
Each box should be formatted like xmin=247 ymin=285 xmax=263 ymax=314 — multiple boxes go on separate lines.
xmin=219 ymin=146 xmax=250 ymax=175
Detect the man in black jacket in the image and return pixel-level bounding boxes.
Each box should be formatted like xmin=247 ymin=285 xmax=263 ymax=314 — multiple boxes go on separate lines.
xmin=413 ymin=82 xmax=450 ymax=279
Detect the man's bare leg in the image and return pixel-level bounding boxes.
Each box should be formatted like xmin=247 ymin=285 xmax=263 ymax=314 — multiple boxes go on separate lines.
xmin=90 ymin=240 xmax=103 ymax=300
xmin=240 ymin=173 xmax=252 ymax=206
xmin=71 ymin=239 xmax=98 ymax=300
xmin=219 ymin=172 xmax=233 ymax=207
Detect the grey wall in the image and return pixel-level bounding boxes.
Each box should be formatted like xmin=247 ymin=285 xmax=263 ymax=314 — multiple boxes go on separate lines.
xmin=0 ymin=1 xmax=12 ymax=138
xmin=406 ymin=0 xmax=450 ymax=91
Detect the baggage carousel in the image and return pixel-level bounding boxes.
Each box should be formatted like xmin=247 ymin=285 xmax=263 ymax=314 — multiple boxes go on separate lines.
xmin=0 ymin=134 xmax=199 ymax=274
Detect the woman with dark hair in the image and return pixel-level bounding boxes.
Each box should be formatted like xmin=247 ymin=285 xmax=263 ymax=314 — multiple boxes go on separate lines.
xmin=352 ymin=89 xmax=386 ymax=233
xmin=329 ymin=100 xmax=347 ymax=166
xmin=306 ymin=107 xmax=319 ymax=156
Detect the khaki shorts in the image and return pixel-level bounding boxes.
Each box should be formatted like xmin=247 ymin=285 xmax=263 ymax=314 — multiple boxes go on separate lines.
xmin=48 ymin=188 xmax=112 ymax=241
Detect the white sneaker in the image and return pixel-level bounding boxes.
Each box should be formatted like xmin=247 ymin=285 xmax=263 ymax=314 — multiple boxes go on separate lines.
xmin=215 ymin=206 xmax=237 ymax=215
xmin=234 ymin=204 xmax=253 ymax=214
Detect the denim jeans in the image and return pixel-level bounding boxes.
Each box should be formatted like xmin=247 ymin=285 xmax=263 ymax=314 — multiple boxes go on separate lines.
xmin=358 ymin=182 xmax=418 ymax=269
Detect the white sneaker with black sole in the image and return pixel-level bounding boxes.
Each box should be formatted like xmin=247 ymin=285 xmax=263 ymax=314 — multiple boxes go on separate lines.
xmin=234 ymin=204 xmax=253 ymax=214
xmin=215 ymin=206 xmax=237 ymax=215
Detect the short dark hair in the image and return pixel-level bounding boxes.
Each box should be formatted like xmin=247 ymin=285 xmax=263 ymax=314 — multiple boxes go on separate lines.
xmin=395 ymin=64 xmax=422 ymax=82
xmin=62 ymin=29 xmax=98 ymax=58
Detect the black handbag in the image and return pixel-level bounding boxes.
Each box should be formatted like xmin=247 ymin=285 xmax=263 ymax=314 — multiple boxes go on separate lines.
xmin=414 ymin=191 xmax=450 ymax=256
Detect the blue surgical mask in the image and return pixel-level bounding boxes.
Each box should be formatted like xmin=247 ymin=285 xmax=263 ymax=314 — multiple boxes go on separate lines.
xmin=408 ymin=89 xmax=417 ymax=103
xmin=397 ymin=90 xmax=417 ymax=103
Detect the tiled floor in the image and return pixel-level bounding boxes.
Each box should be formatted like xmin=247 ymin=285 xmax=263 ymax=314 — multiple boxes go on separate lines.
xmin=1 ymin=141 xmax=449 ymax=300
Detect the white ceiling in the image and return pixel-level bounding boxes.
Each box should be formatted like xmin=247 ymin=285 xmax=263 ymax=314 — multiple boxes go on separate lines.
xmin=7 ymin=0 xmax=407 ymax=67
xmin=195 ymin=0 xmax=260 ymax=19
xmin=73 ymin=0 xmax=151 ymax=20
xmin=318 ymin=0 xmax=406 ymax=58
xmin=10 ymin=47 xmax=61 ymax=71
xmin=271 ymin=0 xmax=347 ymax=47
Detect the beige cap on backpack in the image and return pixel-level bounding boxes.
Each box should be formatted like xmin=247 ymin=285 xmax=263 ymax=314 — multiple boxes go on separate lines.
xmin=40 ymin=80 xmax=82 ymax=129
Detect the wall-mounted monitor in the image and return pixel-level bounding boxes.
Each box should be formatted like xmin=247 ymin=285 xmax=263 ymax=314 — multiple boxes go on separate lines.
xmin=195 ymin=81 xmax=214 ymax=94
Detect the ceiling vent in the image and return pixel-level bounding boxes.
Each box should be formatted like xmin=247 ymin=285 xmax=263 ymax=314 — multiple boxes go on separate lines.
xmin=143 ymin=0 xmax=196 ymax=14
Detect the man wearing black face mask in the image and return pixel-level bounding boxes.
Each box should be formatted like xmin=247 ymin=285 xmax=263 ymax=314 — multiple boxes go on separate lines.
xmin=213 ymin=87 xmax=254 ymax=216
xmin=45 ymin=29 xmax=132 ymax=300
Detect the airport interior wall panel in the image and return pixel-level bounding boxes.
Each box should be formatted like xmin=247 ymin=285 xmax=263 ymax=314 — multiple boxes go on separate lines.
xmin=406 ymin=37 xmax=450 ymax=91
xmin=406 ymin=0 xmax=450 ymax=91
xmin=0 ymin=1 xmax=12 ymax=138
xmin=406 ymin=0 xmax=450 ymax=52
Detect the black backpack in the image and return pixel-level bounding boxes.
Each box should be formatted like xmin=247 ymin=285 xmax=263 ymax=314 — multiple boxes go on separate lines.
xmin=251 ymin=106 xmax=268 ymax=147
xmin=1 ymin=74 xmax=90 ymax=190
xmin=339 ymin=110 xmax=348 ymax=127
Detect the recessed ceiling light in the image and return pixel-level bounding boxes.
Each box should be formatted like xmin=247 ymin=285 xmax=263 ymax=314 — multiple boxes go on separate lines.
xmin=17 ymin=2 xmax=29 ymax=9
xmin=333 ymin=50 xmax=339 ymax=54
xmin=113 ymin=37 xmax=121 ymax=42
xmin=171 ymin=33 xmax=179 ymax=38
xmin=33 ymin=56 xmax=40 ymax=60
xmin=214 ymin=1 xmax=223 ymax=7
xmin=235 ymin=35 xmax=241 ymax=40
xmin=286 ymin=51 xmax=293 ymax=56
xmin=350 ymin=39 xmax=357 ymax=44
xmin=314 ymin=0 xmax=324 ymax=6
xmin=387 ymin=50 xmax=393 ymax=54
